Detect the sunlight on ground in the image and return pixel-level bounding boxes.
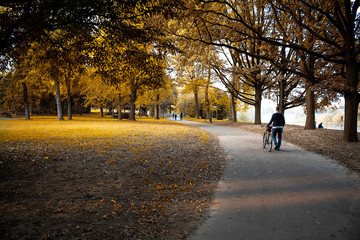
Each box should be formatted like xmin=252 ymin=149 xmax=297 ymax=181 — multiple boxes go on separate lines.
xmin=0 ymin=115 xmax=204 ymax=143
xmin=0 ymin=115 xmax=212 ymax=171
xmin=213 ymin=176 xmax=360 ymax=212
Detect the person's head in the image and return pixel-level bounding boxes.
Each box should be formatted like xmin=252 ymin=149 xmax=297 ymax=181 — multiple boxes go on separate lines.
xmin=276 ymin=106 xmax=280 ymax=112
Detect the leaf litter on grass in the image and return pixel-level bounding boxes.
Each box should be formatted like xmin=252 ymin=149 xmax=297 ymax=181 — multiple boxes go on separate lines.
xmin=0 ymin=116 xmax=226 ymax=239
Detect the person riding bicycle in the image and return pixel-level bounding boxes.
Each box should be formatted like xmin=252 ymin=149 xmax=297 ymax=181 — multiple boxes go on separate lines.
xmin=267 ymin=106 xmax=285 ymax=151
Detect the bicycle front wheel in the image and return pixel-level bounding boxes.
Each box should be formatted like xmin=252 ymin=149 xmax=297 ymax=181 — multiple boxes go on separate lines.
xmin=267 ymin=134 xmax=273 ymax=152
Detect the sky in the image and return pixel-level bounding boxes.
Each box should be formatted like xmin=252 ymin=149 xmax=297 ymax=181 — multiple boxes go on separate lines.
xmin=244 ymin=98 xmax=346 ymax=127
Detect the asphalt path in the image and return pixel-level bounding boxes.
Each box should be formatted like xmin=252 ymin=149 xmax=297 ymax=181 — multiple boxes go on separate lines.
xmin=177 ymin=120 xmax=360 ymax=240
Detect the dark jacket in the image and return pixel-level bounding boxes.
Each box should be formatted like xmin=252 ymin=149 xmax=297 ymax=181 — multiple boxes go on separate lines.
xmin=267 ymin=112 xmax=285 ymax=127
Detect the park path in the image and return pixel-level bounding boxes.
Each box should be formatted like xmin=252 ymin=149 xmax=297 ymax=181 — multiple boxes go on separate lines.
xmin=178 ymin=120 xmax=360 ymax=240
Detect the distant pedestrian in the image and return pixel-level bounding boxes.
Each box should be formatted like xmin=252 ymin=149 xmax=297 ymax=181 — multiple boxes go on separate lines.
xmin=180 ymin=112 xmax=183 ymax=120
xmin=267 ymin=106 xmax=285 ymax=151
xmin=175 ymin=114 xmax=177 ymax=120
xmin=173 ymin=112 xmax=175 ymax=119
xmin=318 ymin=122 xmax=324 ymax=129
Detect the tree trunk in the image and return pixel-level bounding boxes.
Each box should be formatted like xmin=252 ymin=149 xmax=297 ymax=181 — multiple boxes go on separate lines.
xmin=300 ymin=56 xmax=316 ymax=130
xmin=230 ymin=93 xmax=237 ymax=122
xmin=304 ymin=81 xmax=316 ymax=130
xmin=143 ymin=107 xmax=148 ymax=117
xmin=194 ymin=87 xmax=200 ymax=119
xmin=205 ymin=84 xmax=209 ymax=121
xmin=155 ymin=93 xmax=160 ymax=120
xmin=54 ymin=78 xmax=64 ymax=120
xmin=118 ymin=104 xmax=122 ymax=120
xmin=205 ymin=65 xmax=211 ymax=120
xmin=254 ymin=88 xmax=262 ymax=125
xmin=129 ymin=88 xmax=137 ymax=121
xmin=343 ymin=55 xmax=359 ymax=142
xmin=344 ymin=92 xmax=359 ymax=142
xmin=66 ymin=81 xmax=72 ymax=120
xmin=100 ymin=107 xmax=104 ymax=117
xmin=278 ymin=77 xmax=285 ymax=113
xmin=11 ymin=95 xmax=15 ymax=115
xmin=22 ymin=82 xmax=30 ymax=120
xmin=79 ymin=96 xmax=83 ymax=115
xmin=118 ymin=94 xmax=122 ymax=120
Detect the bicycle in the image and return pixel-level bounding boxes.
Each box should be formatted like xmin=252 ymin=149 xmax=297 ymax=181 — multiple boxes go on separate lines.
xmin=263 ymin=126 xmax=273 ymax=152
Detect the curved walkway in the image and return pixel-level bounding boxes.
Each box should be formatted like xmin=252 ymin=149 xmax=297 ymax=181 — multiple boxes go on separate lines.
xmin=179 ymin=120 xmax=360 ymax=240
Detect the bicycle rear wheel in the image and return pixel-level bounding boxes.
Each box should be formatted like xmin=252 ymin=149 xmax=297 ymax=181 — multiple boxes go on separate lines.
xmin=267 ymin=133 xmax=273 ymax=152
xmin=263 ymin=132 xmax=267 ymax=148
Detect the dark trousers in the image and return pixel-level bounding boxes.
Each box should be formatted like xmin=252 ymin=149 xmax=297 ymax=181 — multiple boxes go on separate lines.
xmin=272 ymin=128 xmax=283 ymax=148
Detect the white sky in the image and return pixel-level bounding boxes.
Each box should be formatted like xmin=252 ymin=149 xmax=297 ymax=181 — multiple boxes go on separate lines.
xmin=246 ymin=98 xmax=345 ymax=126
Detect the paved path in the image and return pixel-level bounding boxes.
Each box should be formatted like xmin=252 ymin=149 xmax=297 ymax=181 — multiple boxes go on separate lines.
xmin=179 ymin=120 xmax=360 ymax=240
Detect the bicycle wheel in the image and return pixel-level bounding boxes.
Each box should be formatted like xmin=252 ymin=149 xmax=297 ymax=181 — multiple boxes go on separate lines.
xmin=263 ymin=132 xmax=267 ymax=148
xmin=267 ymin=133 xmax=273 ymax=152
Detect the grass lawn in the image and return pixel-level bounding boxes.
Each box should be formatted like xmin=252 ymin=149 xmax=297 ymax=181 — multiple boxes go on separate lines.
xmin=0 ymin=115 xmax=226 ymax=239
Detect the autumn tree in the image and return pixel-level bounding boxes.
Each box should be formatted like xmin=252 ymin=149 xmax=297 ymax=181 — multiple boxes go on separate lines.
xmin=264 ymin=46 xmax=307 ymax=118
xmin=0 ymin=72 xmax=25 ymax=116
xmin=0 ymin=60 xmax=60 ymax=117
xmin=0 ymin=74 xmax=14 ymax=113
xmin=1 ymin=0 xmax=167 ymax=58
xmin=22 ymin=35 xmax=84 ymax=121
xmin=171 ymin=0 xmax=315 ymax=126
xmin=176 ymin=86 xmax=230 ymax=119
xmin=213 ymin=45 xmax=274 ymax=124
xmin=79 ymin=68 xmax=118 ymax=117
xmin=2 ymin=40 xmax=58 ymax=119
xmin=207 ymin=88 xmax=231 ymax=120
xmin=1 ymin=0 xmax=179 ymax=121
xmin=60 ymin=36 xmax=88 ymax=120
xmin=169 ymin=0 xmax=358 ymax=141
xmin=169 ymin=0 xmax=278 ymax=124
xmin=171 ymin=37 xmax=219 ymax=119
xmin=172 ymin=52 xmax=203 ymax=119
xmin=0 ymin=65 xmax=31 ymax=119
xmin=267 ymin=0 xmax=359 ymax=141
xmin=1 ymin=0 xmax=96 ymax=120
xmin=137 ymin=75 xmax=175 ymax=120
xmin=264 ymin=2 xmax=337 ymax=129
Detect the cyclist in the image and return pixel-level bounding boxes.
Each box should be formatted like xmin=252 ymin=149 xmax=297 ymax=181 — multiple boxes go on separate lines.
xmin=267 ymin=106 xmax=285 ymax=151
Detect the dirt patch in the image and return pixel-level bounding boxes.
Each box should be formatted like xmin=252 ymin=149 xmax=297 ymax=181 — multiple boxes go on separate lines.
xmin=0 ymin=119 xmax=227 ymax=239
xmin=212 ymin=121 xmax=360 ymax=174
